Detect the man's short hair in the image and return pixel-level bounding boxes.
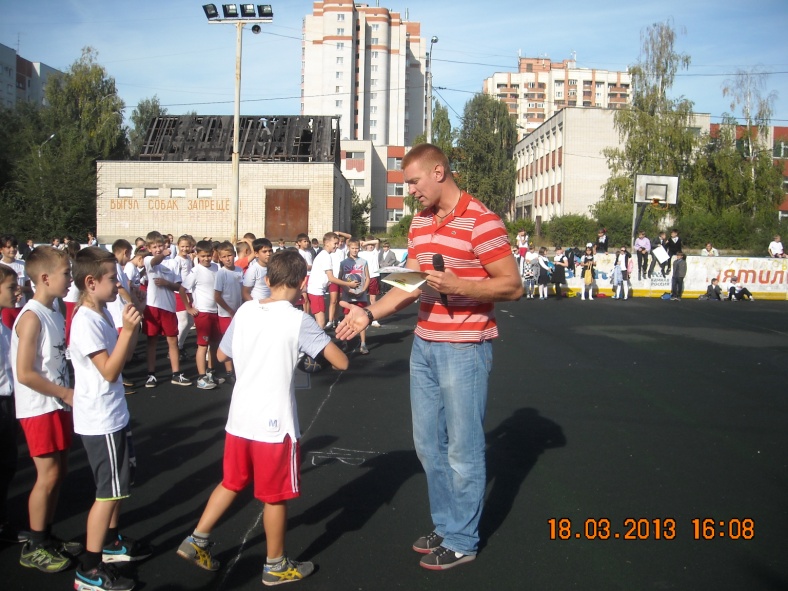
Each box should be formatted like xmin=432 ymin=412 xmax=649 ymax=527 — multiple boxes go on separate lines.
xmin=195 ymin=240 xmax=214 ymax=254
xmin=267 ymin=249 xmax=307 ymax=289
xmin=243 ymin=233 xmax=257 ymax=241
xmin=26 ymin=246 xmax=70 ymax=284
xmin=112 ymin=239 xmax=133 ymax=256
xmin=296 ymin=233 xmax=309 ymax=242
xmin=74 ymin=247 xmax=117 ymax=291
xmin=252 ymin=238 xmax=273 ymax=252
xmin=235 ymin=241 xmax=251 ymax=255
xmin=146 ymin=231 xmax=165 ymax=246
xmin=322 ymin=232 xmax=338 ymax=243
xmin=402 ymin=143 xmax=450 ymax=176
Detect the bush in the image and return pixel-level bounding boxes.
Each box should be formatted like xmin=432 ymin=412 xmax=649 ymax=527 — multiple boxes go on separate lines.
xmin=388 ymin=214 xmax=412 ymax=238
xmin=542 ymin=214 xmax=597 ymax=248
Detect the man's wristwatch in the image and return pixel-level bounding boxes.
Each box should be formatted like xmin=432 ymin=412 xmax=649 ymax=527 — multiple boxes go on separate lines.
xmin=362 ymin=308 xmax=375 ymax=325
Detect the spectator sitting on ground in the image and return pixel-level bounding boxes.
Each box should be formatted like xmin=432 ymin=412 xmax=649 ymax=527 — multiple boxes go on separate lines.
xmin=701 ymin=242 xmax=719 ymax=257
xmin=705 ymin=278 xmax=722 ymax=300
xmin=768 ymin=235 xmax=786 ymax=258
xmin=727 ymin=276 xmax=755 ymax=301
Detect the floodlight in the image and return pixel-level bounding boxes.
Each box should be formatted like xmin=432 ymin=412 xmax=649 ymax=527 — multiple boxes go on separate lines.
xmin=222 ymin=4 xmax=239 ymax=18
xmin=202 ymin=4 xmax=219 ymax=19
xmin=257 ymin=4 xmax=273 ymax=18
xmin=240 ymin=4 xmax=256 ymax=17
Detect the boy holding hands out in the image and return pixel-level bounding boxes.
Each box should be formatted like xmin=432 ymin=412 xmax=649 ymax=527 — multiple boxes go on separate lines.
xmin=177 ymin=249 xmax=348 ymax=585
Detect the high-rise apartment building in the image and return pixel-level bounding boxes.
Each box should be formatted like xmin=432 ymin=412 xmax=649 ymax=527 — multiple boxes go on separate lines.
xmin=0 ymin=42 xmax=61 ymax=109
xmin=301 ymin=1 xmax=426 ymax=146
xmin=484 ymin=56 xmax=631 ymax=138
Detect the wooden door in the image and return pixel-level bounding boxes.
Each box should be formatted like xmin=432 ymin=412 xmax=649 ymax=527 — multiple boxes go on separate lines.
xmin=265 ymin=189 xmax=309 ymax=241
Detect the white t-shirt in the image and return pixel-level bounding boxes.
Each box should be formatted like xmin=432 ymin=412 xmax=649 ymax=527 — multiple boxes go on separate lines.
xmin=219 ymin=300 xmax=330 ymax=443
xmin=359 ymin=248 xmax=380 ymax=278
xmin=182 ymin=263 xmax=219 ymax=313
xmin=106 ymin=262 xmax=132 ymax=328
xmin=0 ymin=259 xmax=28 ymax=309
xmin=143 ymin=256 xmax=180 ymax=312
xmin=69 ymin=307 xmax=129 ymax=435
xmin=214 ymin=266 xmax=243 ymax=318
xmin=243 ymin=260 xmax=271 ymax=301
xmin=11 ymin=299 xmax=70 ymax=418
xmin=306 ymin=249 xmax=333 ymax=295
xmin=768 ymin=241 xmax=784 ymax=256
xmin=0 ymin=324 xmax=12 ymax=397
xmin=124 ymin=261 xmax=140 ymax=292
xmin=298 ymin=248 xmax=313 ymax=271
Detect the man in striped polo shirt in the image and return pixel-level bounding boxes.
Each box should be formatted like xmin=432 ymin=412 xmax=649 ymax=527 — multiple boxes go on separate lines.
xmin=337 ymin=143 xmax=522 ymax=570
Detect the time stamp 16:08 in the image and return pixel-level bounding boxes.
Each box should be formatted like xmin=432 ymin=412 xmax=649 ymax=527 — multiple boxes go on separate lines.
xmin=548 ymin=518 xmax=754 ymax=541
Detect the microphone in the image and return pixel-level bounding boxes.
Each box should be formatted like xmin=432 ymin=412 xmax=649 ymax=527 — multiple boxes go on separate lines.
xmin=432 ymin=254 xmax=449 ymax=307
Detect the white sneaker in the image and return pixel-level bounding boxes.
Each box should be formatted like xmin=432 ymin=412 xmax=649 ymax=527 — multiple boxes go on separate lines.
xmin=371 ymin=320 xmax=381 ymax=327
xmin=196 ymin=376 xmax=217 ymax=390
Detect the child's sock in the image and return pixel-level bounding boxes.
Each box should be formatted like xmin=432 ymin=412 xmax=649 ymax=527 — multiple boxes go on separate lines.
xmin=80 ymin=550 xmax=102 ymax=572
xmin=192 ymin=531 xmax=211 ymax=548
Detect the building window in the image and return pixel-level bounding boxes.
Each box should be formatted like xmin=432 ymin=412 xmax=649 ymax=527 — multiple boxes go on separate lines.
xmin=336 ymin=71 xmax=343 ymax=79
xmin=370 ymin=120 xmax=377 ymax=128
xmin=335 ymin=86 xmax=343 ymax=93
xmin=336 ymin=57 xmax=344 ymax=64
xmin=527 ymin=82 xmax=535 ymax=88
xmin=144 ymin=188 xmax=159 ymax=199
xmin=387 ymin=157 xmax=402 ymax=169
xmin=568 ymin=79 xmax=577 ymax=85
xmin=372 ymin=23 xmax=379 ymax=30
xmin=370 ymin=92 xmax=377 ymax=100
xmin=352 ymin=179 xmax=365 ymax=187
xmin=171 ymin=188 xmax=186 ymax=199
xmin=556 ymin=91 xmax=563 ymax=99
xmin=370 ymin=105 xmax=378 ymax=114
xmin=335 ymin=100 xmax=342 ymax=107
xmin=555 ymin=80 xmax=564 ymax=86
xmin=118 ymin=188 xmax=133 ymax=198
xmin=387 ymin=209 xmax=404 ymax=222
xmin=370 ymin=134 xmax=377 ymax=141
xmin=337 ymin=28 xmax=344 ymax=35
xmin=337 ymin=42 xmax=344 ymax=50
xmin=387 ymin=183 xmax=405 ymax=196
xmin=371 ymin=37 xmax=378 ymax=44
xmin=370 ymin=79 xmax=377 ymax=87
xmin=371 ymin=51 xmax=378 ymax=58
xmin=197 ymin=188 xmax=212 ymax=199
xmin=569 ymin=90 xmax=577 ymax=96
xmin=337 ymin=13 xmax=345 ymax=21
xmin=371 ymin=64 xmax=378 ymax=72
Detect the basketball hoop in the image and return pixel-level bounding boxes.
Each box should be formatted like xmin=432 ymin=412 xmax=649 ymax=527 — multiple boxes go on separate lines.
xmin=650 ymin=198 xmax=668 ymax=210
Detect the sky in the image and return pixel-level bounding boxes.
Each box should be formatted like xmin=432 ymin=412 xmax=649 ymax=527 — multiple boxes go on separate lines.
xmin=2 ymin=0 xmax=787 ymax=131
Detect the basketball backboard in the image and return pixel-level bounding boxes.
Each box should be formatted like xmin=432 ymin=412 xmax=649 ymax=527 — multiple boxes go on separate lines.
xmin=634 ymin=174 xmax=679 ymax=205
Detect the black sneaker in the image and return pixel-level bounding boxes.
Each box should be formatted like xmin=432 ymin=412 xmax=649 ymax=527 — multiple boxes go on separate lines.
xmin=262 ymin=555 xmax=314 ymax=586
xmin=75 ymin=562 xmax=135 ymax=591
xmin=419 ymin=545 xmax=476 ymax=571
xmin=51 ymin=534 xmax=84 ymax=556
xmin=412 ymin=531 xmax=443 ymax=554
xmin=171 ymin=373 xmax=192 ymax=387
xmin=102 ymin=534 xmax=152 ymax=563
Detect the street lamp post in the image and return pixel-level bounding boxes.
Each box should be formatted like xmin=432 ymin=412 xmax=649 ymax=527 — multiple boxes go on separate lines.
xmin=425 ymin=35 xmax=438 ymax=144
xmin=202 ymin=4 xmax=273 ymax=241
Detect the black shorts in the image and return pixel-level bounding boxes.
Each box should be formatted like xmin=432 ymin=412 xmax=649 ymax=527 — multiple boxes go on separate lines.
xmin=82 ymin=428 xmax=132 ymax=500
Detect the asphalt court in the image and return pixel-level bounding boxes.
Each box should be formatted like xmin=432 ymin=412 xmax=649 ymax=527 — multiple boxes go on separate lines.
xmin=1 ymin=297 xmax=787 ymax=590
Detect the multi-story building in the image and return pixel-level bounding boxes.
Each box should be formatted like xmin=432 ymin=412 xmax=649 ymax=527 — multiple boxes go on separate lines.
xmin=484 ymin=56 xmax=631 ymax=138
xmin=0 ymin=42 xmax=61 ymax=109
xmin=514 ymin=107 xmax=710 ymax=222
xmin=302 ymin=1 xmax=426 ymax=147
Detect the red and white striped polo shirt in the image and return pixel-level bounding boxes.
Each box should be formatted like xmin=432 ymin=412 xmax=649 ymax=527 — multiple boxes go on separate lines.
xmin=408 ymin=191 xmax=511 ymax=342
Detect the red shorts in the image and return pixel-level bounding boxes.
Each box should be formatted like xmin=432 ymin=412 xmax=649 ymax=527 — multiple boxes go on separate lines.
xmin=175 ymin=296 xmax=187 ymax=313
xmin=222 ymin=433 xmax=300 ymax=503
xmin=218 ymin=316 xmax=233 ymax=335
xmin=368 ymin=277 xmax=380 ymax=295
xmin=343 ymin=301 xmax=368 ymax=314
xmin=143 ymin=306 xmax=178 ymax=337
xmin=519 ymin=247 xmax=528 ymax=258
xmin=19 ymin=410 xmax=73 ymax=457
xmin=308 ymin=294 xmax=325 ymax=314
xmin=328 ymin=283 xmax=340 ymax=294
xmin=1 ymin=307 xmax=21 ymax=330
xmin=194 ymin=311 xmax=221 ymax=345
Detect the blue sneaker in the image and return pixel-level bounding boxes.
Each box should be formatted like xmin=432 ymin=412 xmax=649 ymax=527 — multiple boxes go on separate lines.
xmin=75 ymin=562 xmax=135 ymax=591
xmin=102 ymin=534 xmax=152 ymax=563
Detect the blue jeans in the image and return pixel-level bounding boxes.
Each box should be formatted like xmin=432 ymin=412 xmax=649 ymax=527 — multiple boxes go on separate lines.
xmin=409 ymin=336 xmax=492 ymax=555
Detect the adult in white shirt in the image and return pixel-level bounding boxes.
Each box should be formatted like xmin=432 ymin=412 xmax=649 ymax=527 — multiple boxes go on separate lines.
xmin=768 ymin=235 xmax=786 ymax=258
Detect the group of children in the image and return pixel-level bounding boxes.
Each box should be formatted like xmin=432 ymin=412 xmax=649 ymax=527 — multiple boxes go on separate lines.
xmin=0 ymin=226 xmax=395 ymax=589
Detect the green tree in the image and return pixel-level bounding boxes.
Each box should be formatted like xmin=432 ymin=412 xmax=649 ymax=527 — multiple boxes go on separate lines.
xmin=455 ymin=94 xmax=516 ymax=218
xmin=129 ymin=95 xmax=167 ymax=156
xmin=351 ymin=189 xmax=372 ymax=238
xmin=11 ymin=47 xmax=126 ymax=240
xmin=602 ymin=20 xmax=698 ymax=214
